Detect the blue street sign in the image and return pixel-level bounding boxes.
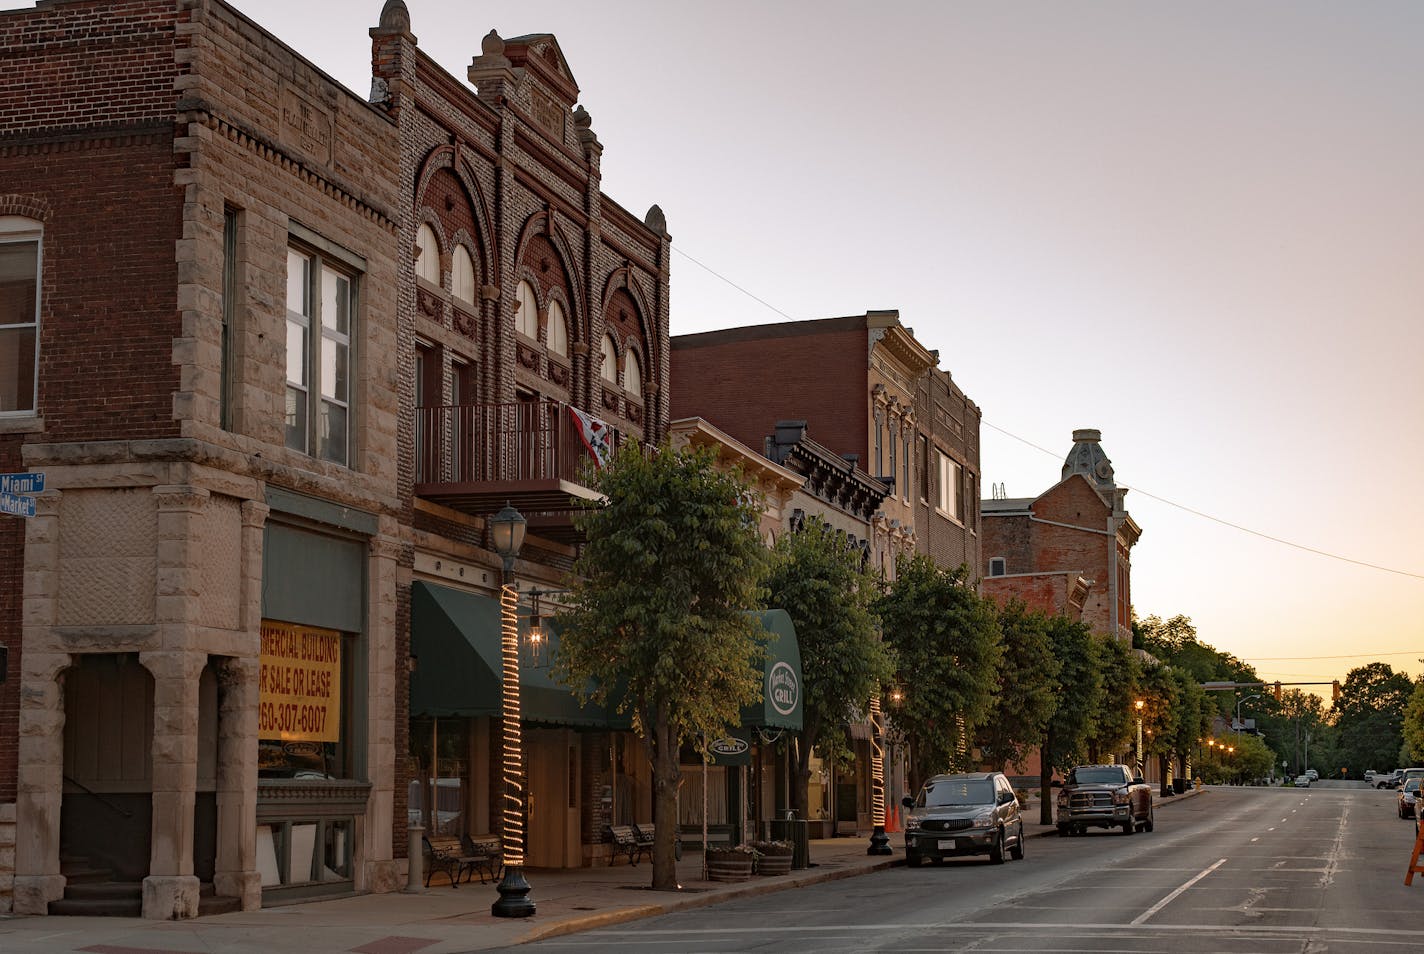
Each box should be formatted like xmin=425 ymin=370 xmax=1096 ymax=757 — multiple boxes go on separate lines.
xmin=0 ymin=472 xmax=43 ymax=495
xmin=0 ymin=492 xmax=36 ymax=518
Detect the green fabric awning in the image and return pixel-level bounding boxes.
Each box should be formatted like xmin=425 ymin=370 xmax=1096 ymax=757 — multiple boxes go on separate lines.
xmin=741 ymin=608 xmax=803 ymax=731
xmin=410 ymin=581 xmax=627 ymax=729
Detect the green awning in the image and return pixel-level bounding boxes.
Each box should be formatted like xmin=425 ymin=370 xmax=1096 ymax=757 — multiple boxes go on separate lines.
xmin=741 ymin=609 xmax=803 ymax=731
xmin=410 ymin=581 xmax=627 ymax=729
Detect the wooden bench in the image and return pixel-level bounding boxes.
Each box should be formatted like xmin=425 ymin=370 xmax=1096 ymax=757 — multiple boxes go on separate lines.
xmin=606 ymin=824 xmax=650 ymax=866
xmin=423 ymin=835 xmax=484 ymax=888
xmin=632 ymin=823 xmax=659 ymax=856
xmin=461 ymin=834 xmax=502 ymax=884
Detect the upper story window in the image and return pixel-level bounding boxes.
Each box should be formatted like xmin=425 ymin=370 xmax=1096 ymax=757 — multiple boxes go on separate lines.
xmin=452 ymin=246 xmax=475 ymax=305
xmin=415 ymin=224 xmax=440 ymax=285
xmin=600 ymin=335 xmax=617 ymax=383
xmin=547 ymin=299 xmax=568 ymax=358
xmin=624 ymin=349 xmax=642 ymax=400
xmin=936 ymin=450 xmax=963 ymax=523
xmin=0 ymin=216 xmax=41 ymax=415
xmin=516 ymin=280 xmax=539 ymax=339
xmin=286 ymin=236 xmax=357 ymax=467
xmin=988 ymin=556 xmax=1006 ymax=577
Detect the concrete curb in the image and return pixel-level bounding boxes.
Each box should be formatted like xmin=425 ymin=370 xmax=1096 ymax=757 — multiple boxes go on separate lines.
xmin=521 ymin=855 xmax=902 ymax=944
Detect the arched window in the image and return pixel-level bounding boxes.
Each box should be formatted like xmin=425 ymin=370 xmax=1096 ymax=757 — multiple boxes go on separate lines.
xmin=516 ymin=281 xmax=539 ymax=339
xmin=0 ymin=215 xmax=41 ymax=414
xmin=624 ymin=349 xmax=642 ymax=399
xmin=452 ymin=246 xmax=475 ymax=304
xmin=415 ymin=224 xmax=440 ymax=285
xmin=600 ymin=335 xmax=617 ymax=383
xmin=547 ymin=299 xmax=568 ymax=358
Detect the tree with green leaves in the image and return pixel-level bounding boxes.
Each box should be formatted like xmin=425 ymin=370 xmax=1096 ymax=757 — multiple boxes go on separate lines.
xmin=1038 ymin=616 xmax=1103 ymax=824
xmin=765 ymin=515 xmax=892 ymax=817
xmin=1401 ymin=677 xmax=1424 ymax=766
xmin=979 ymin=599 xmax=1059 ymax=772
xmin=1167 ymin=669 xmax=1210 ymax=782
xmin=1138 ymin=662 xmax=1180 ymax=789
xmin=1084 ymin=635 xmax=1140 ymax=763
xmin=876 ymin=556 xmax=1001 ymax=792
xmin=1199 ymin=730 xmax=1275 ymax=784
xmin=555 ymin=441 xmax=768 ymax=890
xmin=1332 ymin=662 xmax=1413 ymax=777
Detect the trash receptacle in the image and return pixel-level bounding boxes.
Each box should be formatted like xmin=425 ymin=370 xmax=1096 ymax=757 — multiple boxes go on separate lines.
xmin=771 ymin=813 xmax=810 ymax=869
xmin=1173 ymin=778 xmax=1187 ymax=795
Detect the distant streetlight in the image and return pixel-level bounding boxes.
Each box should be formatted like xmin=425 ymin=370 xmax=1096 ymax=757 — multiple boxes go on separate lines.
xmin=489 ymin=503 xmax=533 ymax=919
xmin=1235 ymin=694 xmax=1261 ymax=733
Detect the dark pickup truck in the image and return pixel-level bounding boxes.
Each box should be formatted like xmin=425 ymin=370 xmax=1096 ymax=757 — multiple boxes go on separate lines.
xmin=1056 ymin=763 xmax=1154 ymax=836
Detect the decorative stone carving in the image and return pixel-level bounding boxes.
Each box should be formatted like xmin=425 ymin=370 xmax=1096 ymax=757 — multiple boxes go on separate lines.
xmin=548 ymin=360 xmax=568 ymax=387
xmin=517 ymin=342 xmax=540 ymax=371
xmin=417 ymin=287 xmax=441 ymax=319
xmin=602 ymin=388 xmax=619 ymax=411
xmin=626 ymin=402 xmax=643 ymax=426
xmin=454 ymin=306 xmax=477 ymax=337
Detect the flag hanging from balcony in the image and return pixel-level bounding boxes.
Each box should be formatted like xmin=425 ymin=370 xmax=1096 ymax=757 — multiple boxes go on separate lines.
xmin=568 ymin=406 xmax=612 ymax=469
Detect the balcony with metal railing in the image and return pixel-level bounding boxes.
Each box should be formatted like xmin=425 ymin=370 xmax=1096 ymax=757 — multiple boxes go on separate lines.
xmin=414 ymin=400 xmax=620 ymax=543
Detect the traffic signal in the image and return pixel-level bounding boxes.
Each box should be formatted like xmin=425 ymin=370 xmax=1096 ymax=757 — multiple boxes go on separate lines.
xmin=1332 ymin=680 xmax=1341 ymax=702
xmin=1273 ymin=681 xmax=1282 ymax=702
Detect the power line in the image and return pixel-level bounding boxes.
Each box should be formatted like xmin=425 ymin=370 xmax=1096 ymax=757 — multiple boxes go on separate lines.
xmin=1246 ymin=651 xmax=1423 ymax=662
xmin=981 ymin=419 xmax=1424 ymax=581
xmin=676 ymin=247 xmax=1424 ymax=583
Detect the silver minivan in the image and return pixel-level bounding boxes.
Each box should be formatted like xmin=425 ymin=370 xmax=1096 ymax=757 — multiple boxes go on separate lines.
xmin=901 ymin=771 xmax=1025 ymax=867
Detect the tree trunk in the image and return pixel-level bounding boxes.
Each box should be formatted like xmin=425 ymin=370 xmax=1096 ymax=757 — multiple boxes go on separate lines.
xmin=1039 ymin=736 xmax=1054 ymax=826
xmin=790 ymin=725 xmax=818 ymax=818
xmin=646 ymin=713 xmax=681 ymax=891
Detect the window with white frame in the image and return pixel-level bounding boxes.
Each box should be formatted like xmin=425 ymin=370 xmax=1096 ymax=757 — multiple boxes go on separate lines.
xmin=624 ymin=349 xmax=642 ymax=399
xmin=0 ymin=216 xmax=41 ymax=414
xmin=415 ymin=224 xmax=440 ymax=285
xmin=600 ymin=335 xmax=617 ymax=383
xmin=988 ymin=556 xmax=1006 ymax=577
xmin=936 ymin=451 xmax=963 ymax=522
xmin=516 ymin=280 xmax=539 ymax=339
xmin=451 ymin=246 xmax=475 ymax=305
xmin=286 ymin=238 xmax=357 ymax=466
xmin=546 ymin=299 xmax=568 ymax=358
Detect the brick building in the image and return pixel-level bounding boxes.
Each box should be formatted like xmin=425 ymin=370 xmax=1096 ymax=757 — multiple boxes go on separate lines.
xmin=0 ymin=0 xmax=669 ymax=918
xmin=670 ymin=311 xmax=982 ymax=580
xmin=980 ymin=429 xmax=1142 ymax=642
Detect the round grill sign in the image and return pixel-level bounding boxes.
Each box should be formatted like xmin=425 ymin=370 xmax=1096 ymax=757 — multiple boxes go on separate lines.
xmin=709 ymin=736 xmax=748 ymax=757
xmin=768 ymin=660 xmax=800 ymax=717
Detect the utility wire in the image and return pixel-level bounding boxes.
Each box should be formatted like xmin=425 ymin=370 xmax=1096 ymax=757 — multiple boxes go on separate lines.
xmin=1247 ymin=651 xmax=1423 ymax=662
xmin=677 ymin=248 xmax=1424 ymax=582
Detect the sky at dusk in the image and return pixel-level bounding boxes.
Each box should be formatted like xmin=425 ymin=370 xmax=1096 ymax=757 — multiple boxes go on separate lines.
xmin=217 ymin=0 xmax=1424 ymax=690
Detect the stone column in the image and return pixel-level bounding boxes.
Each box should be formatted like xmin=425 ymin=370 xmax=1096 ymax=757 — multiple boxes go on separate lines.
xmin=213 ymin=656 xmax=260 ymax=909
xmin=13 ymin=490 xmax=68 ymax=915
xmin=361 ymin=533 xmax=403 ymax=893
xmin=139 ymin=484 xmax=210 ymax=919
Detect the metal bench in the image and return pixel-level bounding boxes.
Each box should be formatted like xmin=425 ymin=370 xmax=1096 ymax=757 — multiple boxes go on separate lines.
xmin=461 ymin=833 xmax=502 ymax=884
xmin=418 ymin=837 xmax=475 ymax=888
xmin=632 ymin=823 xmax=658 ymax=856
xmin=606 ymin=824 xmax=650 ymax=866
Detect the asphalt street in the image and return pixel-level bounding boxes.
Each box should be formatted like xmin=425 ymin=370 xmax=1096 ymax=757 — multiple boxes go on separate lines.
xmin=515 ymin=784 xmax=1424 ymax=953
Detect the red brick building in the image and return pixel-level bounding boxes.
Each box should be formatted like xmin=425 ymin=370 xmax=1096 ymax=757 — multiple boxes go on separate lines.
xmin=0 ymin=0 xmax=668 ymax=917
xmin=671 ymin=311 xmax=982 ymax=579
xmin=980 ymin=429 xmax=1142 ymax=642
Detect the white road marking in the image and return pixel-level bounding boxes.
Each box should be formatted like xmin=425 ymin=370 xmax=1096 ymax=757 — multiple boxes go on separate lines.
xmin=1250 ymin=836 xmax=1260 ymax=841
xmin=1130 ymin=857 xmax=1228 ymax=925
xmin=587 ymin=922 xmax=1424 ymax=939
xmin=1320 ymin=798 xmax=1349 ymax=888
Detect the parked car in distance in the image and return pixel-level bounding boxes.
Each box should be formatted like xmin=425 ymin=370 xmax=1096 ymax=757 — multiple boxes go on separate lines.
xmin=1377 ymin=770 xmax=1404 ymax=789
xmin=1056 ymin=764 xmax=1153 ymax=836
xmin=902 ymin=772 xmax=1025 ymax=867
xmin=1294 ymin=774 xmax=1311 ymax=787
xmin=1305 ymin=769 xmax=1319 ymax=781
xmin=1365 ymin=770 xmax=1378 ymax=782
xmin=1398 ymin=778 xmax=1423 ymax=819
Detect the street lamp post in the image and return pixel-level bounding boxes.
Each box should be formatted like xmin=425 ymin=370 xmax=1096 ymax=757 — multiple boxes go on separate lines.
xmin=867 ymin=692 xmax=890 ymax=855
xmin=489 ymin=503 xmax=534 ymax=919
xmin=1134 ymin=699 xmax=1145 ymax=779
xmin=1234 ymin=694 xmax=1261 ymax=733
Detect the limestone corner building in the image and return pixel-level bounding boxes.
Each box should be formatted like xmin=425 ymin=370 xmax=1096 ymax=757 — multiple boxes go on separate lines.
xmin=0 ymin=0 xmax=668 ymax=918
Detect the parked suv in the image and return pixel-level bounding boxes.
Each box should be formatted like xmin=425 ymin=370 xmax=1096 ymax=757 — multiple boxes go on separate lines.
xmin=1056 ymin=763 xmax=1154 ymax=835
xmin=902 ymin=772 xmax=1025 ymax=866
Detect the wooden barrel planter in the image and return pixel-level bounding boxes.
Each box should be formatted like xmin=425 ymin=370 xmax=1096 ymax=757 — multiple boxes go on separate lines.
xmin=756 ymin=851 xmax=793 ymax=876
xmin=705 ymin=849 xmax=754 ymax=882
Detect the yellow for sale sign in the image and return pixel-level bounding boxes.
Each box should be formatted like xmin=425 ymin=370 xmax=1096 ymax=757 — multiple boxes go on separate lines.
xmin=259 ymin=620 xmax=342 ymax=742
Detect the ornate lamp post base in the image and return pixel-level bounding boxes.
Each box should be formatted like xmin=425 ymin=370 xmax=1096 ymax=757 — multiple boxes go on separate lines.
xmin=868 ymin=825 xmax=892 ymax=856
xmin=491 ymin=865 xmax=535 ymax=918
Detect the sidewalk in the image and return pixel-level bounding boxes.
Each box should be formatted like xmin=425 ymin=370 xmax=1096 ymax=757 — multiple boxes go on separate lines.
xmin=0 ymin=787 xmax=1203 ymax=954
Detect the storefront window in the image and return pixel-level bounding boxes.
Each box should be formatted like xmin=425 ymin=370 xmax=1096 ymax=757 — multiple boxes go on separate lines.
xmin=258 ymin=620 xmax=355 ymax=780
xmin=409 ymin=717 xmax=470 ymax=836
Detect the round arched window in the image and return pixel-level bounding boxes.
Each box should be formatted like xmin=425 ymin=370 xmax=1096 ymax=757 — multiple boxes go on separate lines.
xmin=547 ymin=300 xmax=568 ymax=357
xmin=600 ymin=335 xmax=617 ymax=383
xmin=452 ymin=246 xmax=475 ymax=304
xmin=624 ymin=350 xmax=642 ymax=399
xmin=516 ymin=281 xmax=539 ymax=339
xmin=415 ymin=224 xmax=440 ymax=285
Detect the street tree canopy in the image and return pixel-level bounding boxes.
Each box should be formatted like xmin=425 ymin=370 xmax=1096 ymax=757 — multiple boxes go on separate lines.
xmin=555 ymin=441 xmax=769 ymax=890
xmin=765 ymin=515 xmax=891 ymax=817
xmin=1037 ymin=615 xmax=1102 ymax=824
xmin=980 ymin=599 xmax=1059 ymax=771
xmin=876 ymin=556 xmax=1001 ymax=792
xmin=1332 ymin=662 xmax=1412 ymax=776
